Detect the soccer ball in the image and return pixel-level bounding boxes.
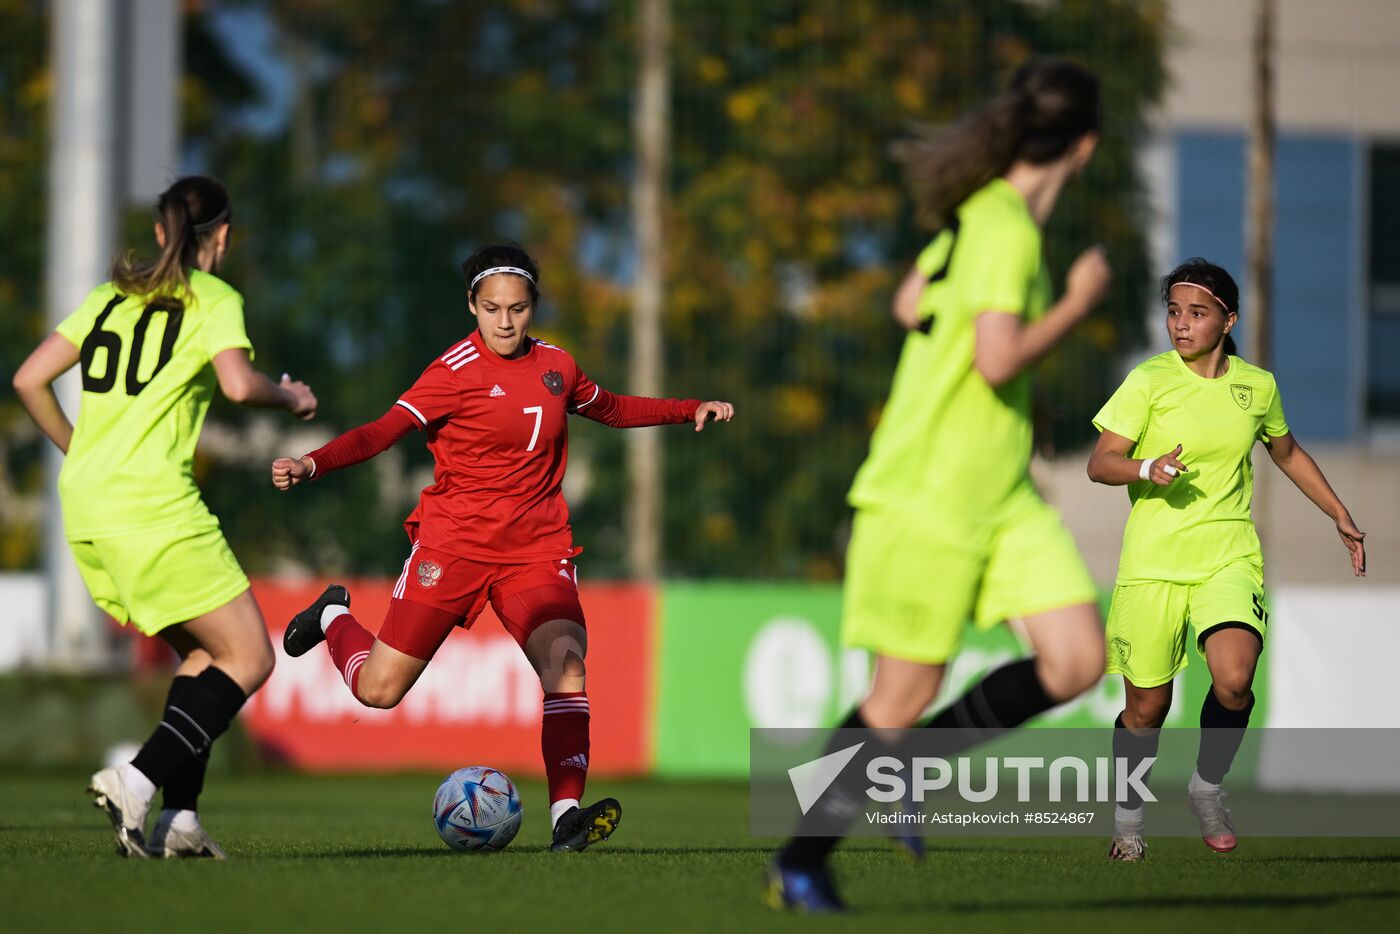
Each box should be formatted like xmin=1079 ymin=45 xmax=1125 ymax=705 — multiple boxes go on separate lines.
xmin=432 ymin=766 xmax=523 ymax=852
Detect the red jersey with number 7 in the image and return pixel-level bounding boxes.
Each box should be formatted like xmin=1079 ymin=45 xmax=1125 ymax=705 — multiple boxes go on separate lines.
xmin=362 ymin=332 xmax=700 ymax=563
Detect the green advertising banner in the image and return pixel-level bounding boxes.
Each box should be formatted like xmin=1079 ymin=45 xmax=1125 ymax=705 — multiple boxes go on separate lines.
xmin=654 ymin=583 xmax=1267 ymax=778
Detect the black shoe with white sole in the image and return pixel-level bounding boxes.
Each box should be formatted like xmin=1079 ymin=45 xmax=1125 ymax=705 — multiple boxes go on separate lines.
xmin=283 ymin=584 xmax=350 ymax=658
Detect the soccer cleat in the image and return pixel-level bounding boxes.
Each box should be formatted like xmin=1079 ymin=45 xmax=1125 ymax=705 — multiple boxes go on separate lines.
xmin=283 ymin=584 xmax=350 ymax=657
xmin=87 ymin=767 xmax=152 ymax=858
xmin=549 ymin=798 xmax=622 ymax=852
xmin=1186 ymin=786 xmax=1238 ymax=853
xmin=147 ymin=811 xmax=227 ymax=859
xmin=1108 ymin=834 xmax=1147 ymax=861
xmin=764 ymin=860 xmax=846 ymax=913
xmin=889 ymin=791 xmax=926 ymax=861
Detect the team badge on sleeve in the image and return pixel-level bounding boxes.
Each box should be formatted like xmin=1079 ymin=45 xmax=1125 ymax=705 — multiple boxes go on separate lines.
xmin=416 ymin=559 xmax=443 ymax=588
xmin=542 ymin=370 xmax=565 ymax=395
xmin=1231 ymin=384 xmax=1253 ymax=410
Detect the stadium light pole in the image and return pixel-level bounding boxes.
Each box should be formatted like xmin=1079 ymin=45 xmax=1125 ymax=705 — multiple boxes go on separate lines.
xmin=1246 ymin=0 xmax=1275 ymax=548
xmin=627 ymin=0 xmax=670 ymax=581
xmin=44 ymin=0 xmax=181 ymax=670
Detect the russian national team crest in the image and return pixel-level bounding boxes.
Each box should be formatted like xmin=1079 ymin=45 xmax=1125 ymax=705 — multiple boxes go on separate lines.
xmin=1231 ymin=384 xmax=1253 ymax=410
xmin=542 ymin=370 xmax=564 ymax=395
xmin=416 ymin=559 xmax=443 ymax=588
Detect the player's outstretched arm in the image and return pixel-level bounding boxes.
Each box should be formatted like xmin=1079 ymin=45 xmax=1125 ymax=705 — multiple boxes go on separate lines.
xmin=211 ymin=348 xmax=317 ymax=420
xmin=1087 ymin=430 xmax=1186 ymax=487
xmin=1265 ymin=432 xmax=1366 ymax=577
xmin=575 ymin=387 xmax=734 ymax=431
xmin=974 ymin=245 xmax=1111 ymax=388
xmin=12 ymin=332 xmax=80 ymax=454
xmin=270 ymin=405 xmax=417 ymax=491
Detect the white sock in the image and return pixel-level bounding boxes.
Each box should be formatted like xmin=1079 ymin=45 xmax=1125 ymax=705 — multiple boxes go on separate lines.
xmin=1114 ymin=805 xmax=1145 ymax=835
xmin=118 ymin=762 xmax=156 ymax=803
xmin=320 ymin=604 xmax=350 ymax=633
xmin=551 ymin=798 xmax=580 ymax=830
xmin=1189 ymin=770 xmax=1222 ymax=795
xmin=162 ymin=808 xmax=200 ymax=832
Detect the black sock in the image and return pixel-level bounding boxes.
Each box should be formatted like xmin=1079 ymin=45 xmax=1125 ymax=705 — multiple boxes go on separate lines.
xmin=131 ymin=666 xmax=246 ymax=789
xmin=158 ymin=675 xmax=208 ymax=812
xmin=1112 ymin=713 xmax=1161 ymax=809
xmin=1196 ymin=688 xmax=1254 ymax=784
xmin=921 ymin=659 xmax=1057 ymax=755
xmin=778 ymin=707 xmax=870 ymax=869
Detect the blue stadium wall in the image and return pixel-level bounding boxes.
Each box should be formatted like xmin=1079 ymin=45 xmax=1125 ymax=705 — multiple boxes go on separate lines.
xmin=1174 ymin=131 xmax=1364 ymax=441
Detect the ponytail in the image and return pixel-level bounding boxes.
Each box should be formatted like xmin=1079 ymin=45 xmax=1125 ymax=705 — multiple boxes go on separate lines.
xmin=891 ymin=90 xmax=1028 ymax=229
xmin=112 ymin=176 xmax=232 ymax=300
xmin=1224 ymin=334 xmax=1238 ymax=357
xmin=893 ymin=59 xmax=1100 ymax=229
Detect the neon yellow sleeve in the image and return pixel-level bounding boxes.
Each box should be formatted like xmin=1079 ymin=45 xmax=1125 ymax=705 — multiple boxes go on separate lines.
xmin=958 ymin=217 xmax=1039 ymax=318
xmin=54 ymin=285 xmax=116 ymax=347
xmin=200 ymin=292 xmax=254 ymax=361
xmin=1261 ymin=377 xmax=1289 ymax=439
xmin=1092 ymin=366 xmax=1152 ymax=443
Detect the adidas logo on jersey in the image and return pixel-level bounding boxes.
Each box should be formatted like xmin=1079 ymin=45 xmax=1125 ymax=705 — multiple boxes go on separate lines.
xmin=489 ymin=384 xmax=506 ymax=397
xmin=559 ymin=754 xmax=589 ymax=770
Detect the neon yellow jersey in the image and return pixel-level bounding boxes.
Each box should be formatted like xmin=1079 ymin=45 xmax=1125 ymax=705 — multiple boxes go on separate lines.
xmin=1093 ymin=351 xmax=1289 ymax=583
xmin=54 ymin=270 xmax=253 ymax=539
xmin=848 ymin=178 xmax=1051 ymax=522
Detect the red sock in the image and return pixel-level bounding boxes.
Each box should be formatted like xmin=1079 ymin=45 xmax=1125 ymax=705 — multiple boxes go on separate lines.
xmin=325 ymin=614 xmax=374 ymax=701
xmin=542 ymin=692 xmax=590 ymax=814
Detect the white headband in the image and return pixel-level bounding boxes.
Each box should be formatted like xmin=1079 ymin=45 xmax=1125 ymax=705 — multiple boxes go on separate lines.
xmin=470 ymin=265 xmax=536 ymax=292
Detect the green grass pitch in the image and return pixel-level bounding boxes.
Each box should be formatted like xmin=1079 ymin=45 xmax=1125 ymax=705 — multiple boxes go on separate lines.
xmin=2 ymin=772 xmax=1398 ymax=932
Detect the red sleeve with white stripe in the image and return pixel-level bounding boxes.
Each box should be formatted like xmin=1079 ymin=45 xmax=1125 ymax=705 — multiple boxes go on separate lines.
xmin=395 ymin=358 xmax=463 ymax=429
xmin=570 ymin=368 xmax=701 ymax=428
xmin=303 ymin=406 xmax=417 ymax=479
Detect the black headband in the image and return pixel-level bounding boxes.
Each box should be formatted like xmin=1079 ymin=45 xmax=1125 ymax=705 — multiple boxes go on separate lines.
xmin=193 ymin=203 xmax=232 ymax=234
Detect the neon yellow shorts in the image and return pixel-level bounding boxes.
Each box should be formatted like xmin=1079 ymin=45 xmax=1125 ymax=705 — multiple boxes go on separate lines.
xmin=1105 ymin=561 xmax=1268 ymax=688
xmin=69 ymin=521 xmax=250 ymax=636
xmin=841 ymin=487 xmax=1098 ymax=665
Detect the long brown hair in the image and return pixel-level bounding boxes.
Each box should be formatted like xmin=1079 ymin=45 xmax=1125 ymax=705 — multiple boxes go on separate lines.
xmin=892 ymin=59 xmax=1101 ymax=229
xmin=112 ymin=176 xmax=232 ymax=300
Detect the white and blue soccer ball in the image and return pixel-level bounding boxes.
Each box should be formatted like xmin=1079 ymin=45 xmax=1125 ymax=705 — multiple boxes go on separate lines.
xmin=432 ymin=766 xmax=523 ymax=852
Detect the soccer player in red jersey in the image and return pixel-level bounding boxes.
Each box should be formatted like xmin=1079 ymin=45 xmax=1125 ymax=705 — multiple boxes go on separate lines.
xmin=270 ymin=243 xmax=733 ymax=851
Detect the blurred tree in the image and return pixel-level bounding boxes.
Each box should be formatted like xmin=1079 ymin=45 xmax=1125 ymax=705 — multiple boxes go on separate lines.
xmin=4 ymin=0 xmax=1166 ymax=580
xmin=0 ymin=0 xmax=49 ymax=569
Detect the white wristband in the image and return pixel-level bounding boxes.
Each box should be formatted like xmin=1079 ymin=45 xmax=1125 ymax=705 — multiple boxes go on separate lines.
xmin=1139 ymin=458 xmax=1152 ymax=481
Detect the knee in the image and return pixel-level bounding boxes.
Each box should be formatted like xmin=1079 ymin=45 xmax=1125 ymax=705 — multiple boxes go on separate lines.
xmin=1036 ymin=643 xmax=1106 ymax=702
xmin=355 ymin=672 xmax=406 ymax=710
xmin=861 ymin=684 xmax=940 ymax=729
xmin=538 ymin=656 xmax=586 ymax=694
xmin=1125 ymin=693 xmax=1170 ymax=729
xmin=1212 ymin=668 xmax=1255 ymax=706
xmin=860 ymin=697 xmax=926 ymax=729
xmin=247 ymin=648 xmax=275 ymax=692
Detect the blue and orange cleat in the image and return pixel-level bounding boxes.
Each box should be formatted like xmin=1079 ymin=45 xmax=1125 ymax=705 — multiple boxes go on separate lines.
xmin=764 ymin=859 xmax=846 ymax=913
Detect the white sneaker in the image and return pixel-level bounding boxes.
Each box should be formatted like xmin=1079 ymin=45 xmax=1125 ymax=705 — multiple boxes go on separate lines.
xmin=1108 ymin=834 xmax=1147 ymax=861
xmin=1186 ymin=785 xmax=1238 ymax=853
xmin=87 ymin=766 xmax=152 ymax=858
xmin=147 ymin=810 xmax=227 ymax=859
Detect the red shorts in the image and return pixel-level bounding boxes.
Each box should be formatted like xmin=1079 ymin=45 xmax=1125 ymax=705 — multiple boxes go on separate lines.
xmin=377 ymin=543 xmax=585 ymax=661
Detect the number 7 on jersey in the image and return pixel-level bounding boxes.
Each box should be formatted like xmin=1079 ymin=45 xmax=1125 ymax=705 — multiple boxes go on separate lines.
xmin=523 ymin=406 xmax=543 ymax=452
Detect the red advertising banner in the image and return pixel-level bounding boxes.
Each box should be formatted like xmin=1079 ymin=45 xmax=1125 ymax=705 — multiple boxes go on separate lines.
xmin=242 ymin=579 xmax=655 ymax=775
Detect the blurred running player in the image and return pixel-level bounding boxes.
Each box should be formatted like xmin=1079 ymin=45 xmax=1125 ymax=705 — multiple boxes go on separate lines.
xmin=13 ymin=176 xmax=318 ymax=858
xmin=1089 ymin=258 xmax=1365 ymax=860
xmin=271 ymin=242 xmax=733 ymax=852
xmin=767 ymin=59 xmax=1110 ymax=912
